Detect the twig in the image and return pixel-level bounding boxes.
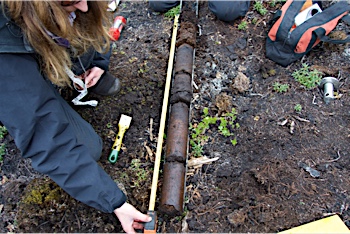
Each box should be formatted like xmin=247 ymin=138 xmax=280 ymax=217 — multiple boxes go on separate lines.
xmin=60 ymin=211 xmax=67 ymax=223
xmin=322 ymin=212 xmax=338 ymax=217
xmin=192 ymin=80 xmax=199 ymax=90
xmin=38 ymin=221 xmax=49 ymax=227
xmin=197 ymin=202 xmax=226 ymax=216
xmin=293 ymin=115 xmax=310 ymax=123
xmin=249 ymin=93 xmax=266 ymax=98
xmin=75 ymin=213 xmax=81 ymax=231
xmin=322 ymin=151 xmax=341 ymax=163
xmin=149 ymin=118 xmax=153 ymax=141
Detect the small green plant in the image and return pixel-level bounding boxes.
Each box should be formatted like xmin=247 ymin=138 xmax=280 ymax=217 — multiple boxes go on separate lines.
xmin=130 ymin=159 xmax=149 ymax=187
xmin=0 ymin=126 xmax=7 ymax=162
xmin=254 ymin=1 xmax=268 ymax=16
xmin=273 ymin=82 xmax=289 ymax=93
xmin=269 ymin=0 xmax=286 ymax=7
xmin=0 ymin=126 xmax=7 ymax=139
xmin=292 ymin=63 xmax=322 ymax=89
xmin=238 ymin=21 xmax=247 ymax=31
xmin=0 ymin=144 xmax=5 ymax=162
xmin=138 ymin=61 xmax=149 ymax=74
xmin=294 ymin=104 xmax=302 ymax=112
xmin=251 ymin=18 xmax=258 ymax=25
xmin=164 ymin=5 xmax=180 ymax=19
xmin=269 ymin=0 xmax=277 ymax=7
xmin=190 ymin=139 xmax=204 ymax=157
xmin=189 ymin=108 xmax=239 ymax=157
xmin=111 ymin=42 xmax=117 ymax=51
xmin=231 ymin=138 xmax=238 ymax=146
xmin=106 ymin=122 xmax=113 ymax=128
xmin=220 ymin=108 xmax=240 ymax=138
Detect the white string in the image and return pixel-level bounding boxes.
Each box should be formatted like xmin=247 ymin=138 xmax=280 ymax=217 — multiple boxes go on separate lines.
xmin=64 ymin=66 xmax=98 ymax=107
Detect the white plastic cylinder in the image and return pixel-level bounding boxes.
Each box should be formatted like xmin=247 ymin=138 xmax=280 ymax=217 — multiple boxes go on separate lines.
xmin=295 ymin=3 xmax=322 ymax=26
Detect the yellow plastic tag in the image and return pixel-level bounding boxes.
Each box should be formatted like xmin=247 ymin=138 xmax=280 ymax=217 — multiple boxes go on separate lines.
xmin=279 ymin=215 xmax=349 ymax=233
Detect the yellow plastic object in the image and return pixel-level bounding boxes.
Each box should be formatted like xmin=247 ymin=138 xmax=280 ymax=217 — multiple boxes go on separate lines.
xmin=279 ymin=215 xmax=349 ymax=233
xmin=108 ymin=114 xmax=132 ymax=164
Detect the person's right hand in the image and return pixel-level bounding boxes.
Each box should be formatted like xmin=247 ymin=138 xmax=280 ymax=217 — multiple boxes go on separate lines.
xmin=114 ymin=202 xmax=152 ymax=234
xmin=83 ymin=67 xmax=105 ymax=88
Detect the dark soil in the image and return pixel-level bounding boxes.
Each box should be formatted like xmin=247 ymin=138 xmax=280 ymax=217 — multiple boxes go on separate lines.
xmin=2 ymin=1 xmax=350 ymax=233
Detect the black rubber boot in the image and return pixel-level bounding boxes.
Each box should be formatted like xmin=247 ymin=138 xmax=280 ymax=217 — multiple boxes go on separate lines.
xmin=148 ymin=0 xmax=180 ymax=13
xmin=90 ymin=72 xmax=121 ymax=96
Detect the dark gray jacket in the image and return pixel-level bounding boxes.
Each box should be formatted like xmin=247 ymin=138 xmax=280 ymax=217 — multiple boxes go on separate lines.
xmin=0 ymin=6 xmax=126 ymax=213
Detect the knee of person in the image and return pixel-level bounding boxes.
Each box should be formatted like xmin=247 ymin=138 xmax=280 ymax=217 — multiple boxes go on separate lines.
xmin=148 ymin=0 xmax=180 ymax=13
xmin=208 ymin=1 xmax=251 ymax=22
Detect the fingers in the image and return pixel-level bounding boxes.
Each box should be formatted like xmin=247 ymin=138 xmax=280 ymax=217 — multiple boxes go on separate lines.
xmin=135 ymin=212 xmax=152 ymax=223
xmin=84 ymin=76 xmax=99 ymax=88
xmin=82 ymin=67 xmax=105 ymax=88
xmin=132 ymin=221 xmax=144 ymax=230
xmin=131 ymin=213 xmax=152 ymax=231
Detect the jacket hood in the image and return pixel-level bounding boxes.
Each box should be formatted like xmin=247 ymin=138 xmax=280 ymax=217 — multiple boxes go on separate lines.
xmin=0 ymin=3 xmax=34 ymax=53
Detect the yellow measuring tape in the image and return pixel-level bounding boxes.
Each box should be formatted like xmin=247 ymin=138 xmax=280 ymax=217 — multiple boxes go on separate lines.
xmin=149 ymin=13 xmax=179 ymax=211
xmin=144 ymin=14 xmax=180 ymax=233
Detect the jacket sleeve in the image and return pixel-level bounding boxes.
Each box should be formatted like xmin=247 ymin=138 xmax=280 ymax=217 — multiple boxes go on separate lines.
xmin=91 ymin=47 xmax=112 ymax=71
xmin=0 ymin=53 xmax=126 ymax=213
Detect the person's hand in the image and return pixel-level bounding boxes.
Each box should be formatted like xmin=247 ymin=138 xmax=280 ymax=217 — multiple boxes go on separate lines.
xmin=84 ymin=67 xmax=105 ymax=88
xmin=114 ymin=202 xmax=152 ymax=234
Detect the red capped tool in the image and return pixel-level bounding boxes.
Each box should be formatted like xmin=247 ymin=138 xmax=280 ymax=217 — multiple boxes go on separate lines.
xmin=109 ymin=16 xmax=126 ymax=41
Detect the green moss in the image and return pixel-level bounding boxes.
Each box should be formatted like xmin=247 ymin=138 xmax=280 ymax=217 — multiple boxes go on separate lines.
xmin=23 ymin=189 xmax=43 ymax=205
xmin=268 ymin=69 xmax=276 ymax=76
xmin=44 ymin=187 xmax=62 ymax=203
xmin=21 ymin=180 xmax=63 ymax=205
xmin=262 ymin=72 xmax=269 ymax=79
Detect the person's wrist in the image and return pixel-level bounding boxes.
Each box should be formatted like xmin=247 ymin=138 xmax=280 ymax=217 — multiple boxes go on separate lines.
xmin=114 ymin=202 xmax=127 ymax=213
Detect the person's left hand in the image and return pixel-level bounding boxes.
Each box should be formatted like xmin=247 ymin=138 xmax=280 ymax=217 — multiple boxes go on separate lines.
xmin=84 ymin=67 xmax=105 ymax=88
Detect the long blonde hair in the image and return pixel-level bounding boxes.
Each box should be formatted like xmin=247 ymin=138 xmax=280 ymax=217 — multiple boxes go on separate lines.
xmin=2 ymin=1 xmax=112 ymax=87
